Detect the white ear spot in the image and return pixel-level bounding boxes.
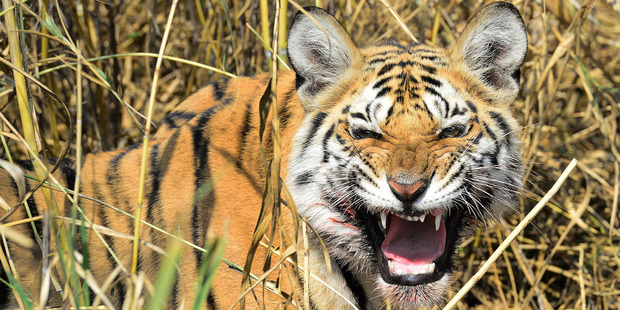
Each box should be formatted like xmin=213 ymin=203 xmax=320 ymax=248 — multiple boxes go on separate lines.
xmin=287 ymin=7 xmax=359 ymax=107
xmin=452 ymin=2 xmax=528 ymax=97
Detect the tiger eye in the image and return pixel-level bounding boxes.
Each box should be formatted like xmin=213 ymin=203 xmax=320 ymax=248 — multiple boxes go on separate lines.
xmin=439 ymin=124 xmax=465 ymax=139
xmin=352 ymin=128 xmax=382 ymax=140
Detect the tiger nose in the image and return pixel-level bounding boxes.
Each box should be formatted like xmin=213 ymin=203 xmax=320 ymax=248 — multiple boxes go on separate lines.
xmin=388 ymin=178 xmax=428 ymax=202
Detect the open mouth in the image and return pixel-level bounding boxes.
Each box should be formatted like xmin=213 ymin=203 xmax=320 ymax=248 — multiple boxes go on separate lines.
xmin=362 ymin=207 xmax=465 ymax=285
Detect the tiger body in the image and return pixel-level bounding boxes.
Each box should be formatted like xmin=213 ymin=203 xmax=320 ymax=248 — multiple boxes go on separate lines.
xmin=1 ymin=75 xmax=305 ymax=308
xmin=1 ymin=2 xmax=528 ymax=309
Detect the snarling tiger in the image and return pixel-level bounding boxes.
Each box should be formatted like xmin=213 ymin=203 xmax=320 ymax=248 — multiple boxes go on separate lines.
xmin=0 ymin=1 xmax=527 ymax=309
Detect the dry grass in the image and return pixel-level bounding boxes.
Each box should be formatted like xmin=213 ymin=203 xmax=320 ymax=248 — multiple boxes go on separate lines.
xmin=0 ymin=0 xmax=618 ymax=309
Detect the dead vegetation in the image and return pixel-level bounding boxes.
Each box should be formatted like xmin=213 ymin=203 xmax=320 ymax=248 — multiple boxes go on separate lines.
xmin=0 ymin=0 xmax=618 ymax=309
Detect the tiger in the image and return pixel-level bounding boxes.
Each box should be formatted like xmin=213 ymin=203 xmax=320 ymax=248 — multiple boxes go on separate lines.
xmin=0 ymin=1 xmax=527 ymax=309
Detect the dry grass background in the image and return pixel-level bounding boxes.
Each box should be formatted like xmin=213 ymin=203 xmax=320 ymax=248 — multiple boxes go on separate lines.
xmin=0 ymin=0 xmax=619 ymax=309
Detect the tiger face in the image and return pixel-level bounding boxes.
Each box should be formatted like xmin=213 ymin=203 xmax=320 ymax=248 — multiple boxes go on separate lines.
xmin=286 ymin=2 xmax=527 ymax=308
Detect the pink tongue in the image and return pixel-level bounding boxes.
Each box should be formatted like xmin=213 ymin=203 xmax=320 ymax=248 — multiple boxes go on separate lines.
xmin=381 ymin=214 xmax=446 ymax=265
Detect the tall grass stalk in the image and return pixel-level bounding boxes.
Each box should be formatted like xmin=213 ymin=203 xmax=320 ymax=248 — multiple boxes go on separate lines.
xmin=131 ymin=0 xmax=179 ymax=288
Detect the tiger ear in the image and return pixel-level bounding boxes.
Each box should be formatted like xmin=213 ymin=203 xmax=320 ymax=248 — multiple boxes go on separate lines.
xmin=287 ymin=6 xmax=359 ymax=109
xmin=451 ymin=2 xmax=528 ymax=102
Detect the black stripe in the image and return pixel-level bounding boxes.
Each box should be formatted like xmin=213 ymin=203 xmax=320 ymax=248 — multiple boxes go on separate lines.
xmin=420 ymin=64 xmax=436 ymax=74
xmin=56 ymin=159 xmax=75 ymax=218
xmin=302 ymin=112 xmax=327 ymax=151
xmin=396 ymin=60 xmax=415 ymax=68
xmin=466 ymin=100 xmax=477 ymax=113
xmin=57 ymin=158 xmax=76 ymax=191
xmin=444 ymin=162 xmax=465 ymax=189
xmin=425 ymin=87 xmax=448 ymax=118
xmin=335 ymin=132 xmax=346 ymax=145
xmin=163 ymin=111 xmax=197 ymax=129
xmin=207 ymin=291 xmax=218 ymax=309
xmin=420 ymin=55 xmax=438 ymax=61
xmin=376 ymin=87 xmax=391 ymax=98
xmin=237 ymin=102 xmax=253 ymax=162
xmin=363 ymin=156 xmax=380 ymax=177
xmin=373 ymin=76 xmax=391 ymax=89
xmin=171 ymin=274 xmax=180 ymax=309
xmin=146 ymin=143 xmax=165 ymax=282
xmin=378 ymin=40 xmax=408 ymax=49
xmin=412 ymin=48 xmax=438 ymax=54
xmin=14 ymin=159 xmax=33 ymax=170
xmin=377 ymin=63 xmax=396 ymax=76
xmin=295 ymin=171 xmax=314 ymax=185
xmin=15 ymin=172 xmax=42 ymax=251
xmin=58 ymin=158 xmax=77 ymax=216
xmin=368 ymin=57 xmax=386 ymax=66
xmin=405 ymin=73 xmax=419 ymax=85
xmin=488 ymin=111 xmax=511 ymax=145
xmin=146 ymin=143 xmax=161 ymax=226
xmin=482 ymin=121 xmax=497 ymax=143
xmin=341 ymin=105 xmax=351 ymax=114
xmin=192 ymin=111 xmax=215 ymax=267
xmin=450 ymin=104 xmax=466 ymax=118
xmin=211 ymin=80 xmax=229 ymax=101
xmin=356 ymin=166 xmax=378 ymax=187
xmin=365 ymin=103 xmax=373 ymax=120
xmin=442 ymin=98 xmax=449 ymax=119
xmin=333 ymin=258 xmax=365 ymax=309
xmin=472 ymin=132 xmax=484 ymax=146
xmin=421 ymin=75 xmax=441 ymax=87
xmin=322 ymin=124 xmax=335 ymax=163
xmin=278 ymin=89 xmax=296 ymax=133
xmin=386 ymin=105 xmax=395 ymax=119
xmin=350 ymin=113 xmax=367 ymax=121
xmin=0 ymin=259 xmax=10 ymax=305
xmin=190 ymin=101 xmax=233 ymax=266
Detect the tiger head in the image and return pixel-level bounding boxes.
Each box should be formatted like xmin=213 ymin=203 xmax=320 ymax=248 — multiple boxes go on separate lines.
xmin=286 ymin=2 xmax=527 ymax=308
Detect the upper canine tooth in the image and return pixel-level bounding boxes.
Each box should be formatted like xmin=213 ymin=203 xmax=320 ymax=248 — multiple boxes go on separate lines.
xmin=435 ymin=214 xmax=441 ymax=231
xmin=380 ymin=212 xmax=387 ymax=230
xmin=419 ymin=214 xmax=426 ymax=223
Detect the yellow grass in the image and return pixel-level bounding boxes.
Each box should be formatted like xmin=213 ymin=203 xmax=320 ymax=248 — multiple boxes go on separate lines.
xmin=0 ymin=0 xmax=618 ymax=309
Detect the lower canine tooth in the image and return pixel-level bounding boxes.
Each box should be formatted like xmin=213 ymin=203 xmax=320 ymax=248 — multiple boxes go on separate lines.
xmin=435 ymin=214 xmax=441 ymax=231
xmin=426 ymin=263 xmax=436 ymax=273
xmin=380 ymin=212 xmax=387 ymax=230
xmin=388 ymin=260 xmax=394 ymax=273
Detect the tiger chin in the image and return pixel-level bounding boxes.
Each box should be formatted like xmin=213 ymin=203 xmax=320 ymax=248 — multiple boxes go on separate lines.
xmin=0 ymin=1 xmax=527 ymax=309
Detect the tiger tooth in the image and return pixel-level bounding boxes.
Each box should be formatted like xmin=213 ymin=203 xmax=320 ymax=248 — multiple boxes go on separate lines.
xmin=412 ymin=216 xmax=418 ymax=221
xmin=435 ymin=214 xmax=441 ymax=231
xmin=427 ymin=262 xmax=436 ymax=273
xmin=419 ymin=213 xmax=426 ymax=223
xmin=380 ymin=212 xmax=387 ymax=230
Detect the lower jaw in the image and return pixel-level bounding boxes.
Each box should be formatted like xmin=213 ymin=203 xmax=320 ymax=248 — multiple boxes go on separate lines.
xmin=376 ymin=250 xmax=447 ymax=285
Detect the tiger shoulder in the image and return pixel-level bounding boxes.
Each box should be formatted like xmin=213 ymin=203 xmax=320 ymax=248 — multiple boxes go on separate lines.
xmin=0 ymin=1 xmax=527 ymax=309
